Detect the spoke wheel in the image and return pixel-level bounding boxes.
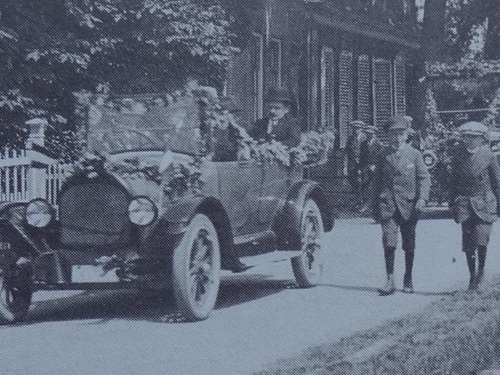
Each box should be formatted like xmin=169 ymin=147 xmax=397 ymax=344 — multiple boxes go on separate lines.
xmin=291 ymin=199 xmax=324 ymax=287
xmin=172 ymin=214 xmax=220 ymax=321
xmin=0 ymin=262 xmax=32 ymax=324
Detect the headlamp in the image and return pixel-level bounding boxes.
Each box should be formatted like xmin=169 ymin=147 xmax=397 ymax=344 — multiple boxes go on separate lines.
xmin=25 ymin=199 xmax=53 ymax=228
xmin=128 ymin=197 xmax=157 ymax=226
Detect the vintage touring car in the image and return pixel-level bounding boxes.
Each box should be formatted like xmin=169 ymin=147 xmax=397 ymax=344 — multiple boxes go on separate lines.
xmin=0 ymin=90 xmax=333 ymax=323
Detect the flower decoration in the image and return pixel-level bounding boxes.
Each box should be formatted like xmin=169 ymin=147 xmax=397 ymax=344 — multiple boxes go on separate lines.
xmin=193 ymin=89 xmax=335 ymax=168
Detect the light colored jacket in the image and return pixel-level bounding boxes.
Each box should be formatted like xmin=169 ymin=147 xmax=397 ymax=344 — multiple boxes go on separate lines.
xmin=372 ymin=143 xmax=431 ymax=221
xmin=449 ymin=145 xmax=500 ymax=223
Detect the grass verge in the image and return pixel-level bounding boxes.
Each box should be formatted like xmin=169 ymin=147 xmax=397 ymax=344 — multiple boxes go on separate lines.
xmin=255 ymin=279 xmax=500 ymax=375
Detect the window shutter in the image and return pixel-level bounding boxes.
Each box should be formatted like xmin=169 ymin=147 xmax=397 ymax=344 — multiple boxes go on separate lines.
xmin=339 ymin=50 xmax=353 ymax=148
xmin=357 ymin=55 xmax=371 ymax=125
xmin=393 ymin=55 xmax=406 ymax=116
xmin=373 ymin=58 xmax=393 ymax=130
xmin=252 ymin=33 xmax=264 ymax=121
xmin=269 ymin=39 xmax=282 ymax=89
xmin=320 ymin=47 xmax=335 ymax=130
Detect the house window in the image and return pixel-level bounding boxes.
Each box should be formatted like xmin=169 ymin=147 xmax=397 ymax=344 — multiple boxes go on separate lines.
xmin=320 ymin=46 xmax=335 ymax=130
xmin=268 ymin=39 xmax=282 ymax=89
xmin=252 ymin=33 xmax=264 ymax=121
xmin=393 ymin=55 xmax=406 ymax=116
xmin=357 ymin=55 xmax=371 ymax=125
xmin=339 ymin=50 xmax=353 ymax=148
xmin=372 ymin=57 xmax=393 ymax=129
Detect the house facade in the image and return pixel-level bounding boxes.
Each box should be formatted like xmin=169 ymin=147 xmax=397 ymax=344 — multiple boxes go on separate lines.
xmin=225 ymin=0 xmax=421 ymax=182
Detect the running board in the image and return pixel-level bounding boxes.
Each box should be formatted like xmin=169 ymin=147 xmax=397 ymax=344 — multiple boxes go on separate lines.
xmin=239 ymin=250 xmax=302 ymax=268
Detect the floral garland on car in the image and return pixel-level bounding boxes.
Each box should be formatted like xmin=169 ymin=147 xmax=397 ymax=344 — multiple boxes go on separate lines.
xmin=194 ymin=88 xmax=335 ymax=167
xmin=70 ymin=151 xmax=206 ymax=200
xmin=70 ymin=88 xmax=335 ymax=200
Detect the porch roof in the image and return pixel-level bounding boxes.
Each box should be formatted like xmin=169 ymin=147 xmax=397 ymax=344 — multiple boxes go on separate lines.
xmin=308 ymin=5 xmax=420 ymax=49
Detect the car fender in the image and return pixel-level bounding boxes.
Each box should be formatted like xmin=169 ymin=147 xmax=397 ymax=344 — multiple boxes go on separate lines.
xmin=148 ymin=196 xmax=242 ymax=272
xmin=0 ymin=202 xmax=50 ymax=260
xmin=274 ymin=180 xmax=334 ymax=250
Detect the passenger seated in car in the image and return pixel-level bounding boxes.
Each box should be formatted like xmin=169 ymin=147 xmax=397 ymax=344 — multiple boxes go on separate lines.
xmin=249 ymin=88 xmax=301 ymax=148
xmin=212 ymin=97 xmax=243 ymax=162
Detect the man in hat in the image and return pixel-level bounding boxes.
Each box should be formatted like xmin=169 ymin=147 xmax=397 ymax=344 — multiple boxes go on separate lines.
xmin=359 ymin=124 xmax=383 ymax=209
xmin=449 ymin=121 xmax=500 ymax=290
xmin=373 ymin=116 xmax=430 ymax=295
xmin=346 ymin=120 xmax=366 ymax=197
xmin=249 ymin=88 xmax=301 ymax=148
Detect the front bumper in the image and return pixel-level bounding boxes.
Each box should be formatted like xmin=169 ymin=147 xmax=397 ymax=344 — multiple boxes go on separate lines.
xmin=31 ymin=247 xmax=167 ymax=290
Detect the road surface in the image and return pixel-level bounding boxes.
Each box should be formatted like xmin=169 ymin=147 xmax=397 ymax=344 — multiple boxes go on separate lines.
xmin=1 ymin=216 xmax=498 ymax=375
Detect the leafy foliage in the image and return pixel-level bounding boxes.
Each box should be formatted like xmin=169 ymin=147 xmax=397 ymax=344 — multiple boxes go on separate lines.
xmin=445 ymin=0 xmax=500 ymax=59
xmin=0 ymin=0 xmax=242 ymax=159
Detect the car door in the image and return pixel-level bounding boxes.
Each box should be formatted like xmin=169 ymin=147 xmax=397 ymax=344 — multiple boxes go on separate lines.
xmin=258 ymin=162 xmax=302 ymax=228
xmin=216 ymin=159 xmax=264 ymax=236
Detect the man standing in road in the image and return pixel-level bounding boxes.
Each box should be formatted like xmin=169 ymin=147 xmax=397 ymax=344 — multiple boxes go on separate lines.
xmin=449 ymin=121 xmax=500 ymax=290
xmin=373 ymin=116 xmax=431 ymax=296
xmin=360 ymin=124 xmax=383 ymax=210
xmin=249 ymin=87 xmax=301 ymax=148
xmin=346 ymin=120 xmax=366 ymax=199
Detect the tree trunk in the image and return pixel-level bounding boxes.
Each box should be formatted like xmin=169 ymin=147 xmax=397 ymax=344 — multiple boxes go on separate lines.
xmin=484 ymin=0 xmax=500 ymax=59
xmin=422 ymin=0 xmax=448 ymax=63
xmin=409 ymin=0 xmax=448 ymax=129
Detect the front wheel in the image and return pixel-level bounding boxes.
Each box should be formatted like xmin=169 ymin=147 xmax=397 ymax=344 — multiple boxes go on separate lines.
xmin=0 ymin=260 xmax=33 ymax=325
xmin=172 ymin=214 xmax=221 ymax=321
xmin=291 ymin=199 xmax=325 ymax=287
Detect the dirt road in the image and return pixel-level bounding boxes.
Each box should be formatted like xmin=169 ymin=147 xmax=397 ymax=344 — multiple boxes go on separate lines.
xmin=1 ymin=217 xmax=495 ymax=375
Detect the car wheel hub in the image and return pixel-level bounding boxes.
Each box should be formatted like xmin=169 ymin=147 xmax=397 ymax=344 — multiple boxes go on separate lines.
xmin=302 ymin=211 xmax=321 ymax=274
xmin=189 ymin=229 xmax=216 ymax=305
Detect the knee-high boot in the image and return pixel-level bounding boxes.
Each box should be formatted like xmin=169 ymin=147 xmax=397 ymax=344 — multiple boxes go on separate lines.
xmin=403 ymin=251 xmax=414 ymax=293
xmin=379 ymin=247 xmax=396 ymax=296
xmin=466 ymin=251 xmax=477 ymax=290
xmin=475 ymin=246 xmax=487 ymax=288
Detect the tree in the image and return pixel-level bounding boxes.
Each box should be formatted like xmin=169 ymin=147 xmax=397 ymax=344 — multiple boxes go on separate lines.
xmin=447 ymin=0 xmax=500 ymax=59
xmin=0 ymin=0 xmax=243 ymax=159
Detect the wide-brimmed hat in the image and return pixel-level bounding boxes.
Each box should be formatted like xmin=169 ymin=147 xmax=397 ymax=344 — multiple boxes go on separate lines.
xmin=265 ymin=87 xmax=295 ymax=106
xmin=458 ymin=121 xmax=489 ymax=137
xmin=385 ymin=115 xmax=410 ymax=132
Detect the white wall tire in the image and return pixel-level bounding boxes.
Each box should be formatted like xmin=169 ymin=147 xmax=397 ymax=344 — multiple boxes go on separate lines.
xmin=291 ymin=199 xmax=325 ymax=288
xmin=172 ymin=214 xmax=221 ymax=321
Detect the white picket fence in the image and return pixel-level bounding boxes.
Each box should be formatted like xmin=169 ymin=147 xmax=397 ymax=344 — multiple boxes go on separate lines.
xmin=0 ymin=147 xmax=69 ymax=207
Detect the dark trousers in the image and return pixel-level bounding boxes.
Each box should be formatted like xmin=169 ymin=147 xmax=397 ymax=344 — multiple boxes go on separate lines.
xmin=462 ymin=214 xmax=492 ymax=253
xmin=381 ymin=210 xmax=418 ymax=253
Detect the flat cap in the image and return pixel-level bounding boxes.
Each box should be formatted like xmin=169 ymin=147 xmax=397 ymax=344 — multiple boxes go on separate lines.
xmin=458 ymin=121 xmax=489 ymax=137
xmin=385 ymin=115 xmax=410 ymax=132
xmin=363 ymin=124 xmax=377 ymax=133
xmin=350 ymin=120 xmax=366 ymax=128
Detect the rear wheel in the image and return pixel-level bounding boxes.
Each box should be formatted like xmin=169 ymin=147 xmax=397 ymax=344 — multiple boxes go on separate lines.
xmin=172 ymin=214 xmax=221 ymax=321
xmin=291 ymin=199 xmax=324 ymax=287
xmin=0 ymin=260 xmax=32 ymax=324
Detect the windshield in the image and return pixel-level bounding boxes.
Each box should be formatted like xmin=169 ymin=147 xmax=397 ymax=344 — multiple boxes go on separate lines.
xmin=87 ymin=94 xmax=201 ymax=155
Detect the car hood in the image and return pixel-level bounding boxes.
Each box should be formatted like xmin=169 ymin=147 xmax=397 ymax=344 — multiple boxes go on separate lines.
xmin=62 ymin=150 xmax=197 ymax=205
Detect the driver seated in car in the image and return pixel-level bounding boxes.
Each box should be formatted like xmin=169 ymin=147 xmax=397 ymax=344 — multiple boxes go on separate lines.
xmin=249 ymin=87 xmax=301 ymax=148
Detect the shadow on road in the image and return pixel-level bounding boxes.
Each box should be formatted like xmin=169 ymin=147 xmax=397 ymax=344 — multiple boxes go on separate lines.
xmin=0 ymin=274 xmax=294 ymax=327
xmin=319 ymin=283 xmax=458 ymax=297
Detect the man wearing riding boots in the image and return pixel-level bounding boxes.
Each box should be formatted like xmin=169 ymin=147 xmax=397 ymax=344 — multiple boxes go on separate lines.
xmin=372 ymin=116 xmax=430 ymax=296
xmin=449 ymin=121 xmax=500 ymax=290
xmin=249 ymin=87 xmax=301 ymax=148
